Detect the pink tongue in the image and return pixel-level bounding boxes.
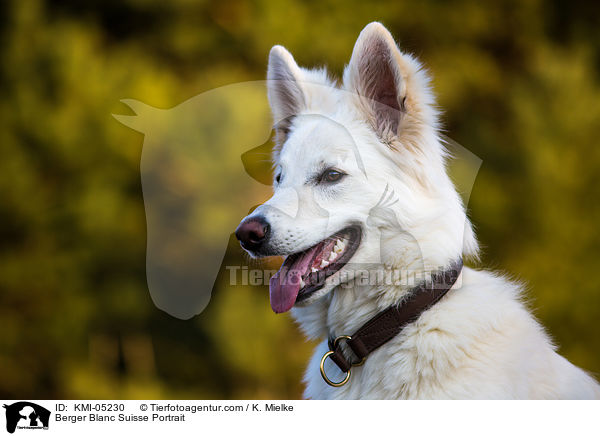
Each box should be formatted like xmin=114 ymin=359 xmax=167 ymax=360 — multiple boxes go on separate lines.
xmin=269 ymin=245 xmax=321 ymax=313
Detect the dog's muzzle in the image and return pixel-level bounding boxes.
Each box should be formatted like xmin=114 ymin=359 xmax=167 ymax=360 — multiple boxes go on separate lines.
xmin=235 ymin=215 xmax=271 ymax=253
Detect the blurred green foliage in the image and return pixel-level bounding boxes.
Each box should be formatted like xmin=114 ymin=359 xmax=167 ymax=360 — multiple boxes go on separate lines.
xmin=1 ymin=0 xmax=599 ymax=399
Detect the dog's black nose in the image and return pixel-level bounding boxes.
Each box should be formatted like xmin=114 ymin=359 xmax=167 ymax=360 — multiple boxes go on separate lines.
xmin=235 ymin=216 xmax=270 ymax=252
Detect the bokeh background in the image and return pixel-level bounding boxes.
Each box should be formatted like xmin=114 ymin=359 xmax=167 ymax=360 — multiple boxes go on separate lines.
xmin=1 ymin=0 xmax=600 ymax=399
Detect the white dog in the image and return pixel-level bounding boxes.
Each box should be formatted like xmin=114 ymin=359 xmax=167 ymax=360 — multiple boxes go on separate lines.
xmin=235 ymin=22 xmax=600 ymax=399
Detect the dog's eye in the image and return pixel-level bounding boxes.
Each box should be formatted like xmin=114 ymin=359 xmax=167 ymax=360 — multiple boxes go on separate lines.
xmin=321 ymin=169 xmax=345 ymax=184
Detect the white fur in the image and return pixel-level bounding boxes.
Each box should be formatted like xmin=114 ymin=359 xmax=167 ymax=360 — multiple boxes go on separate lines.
xmin=244 ymin=22 xmax=600 ymax=399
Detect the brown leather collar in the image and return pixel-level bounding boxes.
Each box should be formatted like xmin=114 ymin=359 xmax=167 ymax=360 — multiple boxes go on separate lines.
xmin=320 ymin=259 xmax=463 ymax=387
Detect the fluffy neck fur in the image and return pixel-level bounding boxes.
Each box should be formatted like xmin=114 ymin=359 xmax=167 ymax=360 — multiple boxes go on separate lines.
xmin=291 ymin=226 xmax=469 ymax=343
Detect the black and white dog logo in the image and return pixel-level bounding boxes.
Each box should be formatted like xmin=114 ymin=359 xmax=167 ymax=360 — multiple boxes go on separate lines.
xmin=3 ymin=402 xmax=50 ymax=433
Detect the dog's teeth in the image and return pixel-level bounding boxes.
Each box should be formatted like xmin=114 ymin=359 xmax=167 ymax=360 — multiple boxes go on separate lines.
xmin=311 ymin=267 xmax=319 ymax=273
xmin=334 ymin=244 xmax=343 ymax=254
xmin=329 ymin=251 xmax=337 ymax=261
xmin=300 ymin=278 xmax=306 ymax=288
xmin=320 ymin=260 xmax=329 ymax=268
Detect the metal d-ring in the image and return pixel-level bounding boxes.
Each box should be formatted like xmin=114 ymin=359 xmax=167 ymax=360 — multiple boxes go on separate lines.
xmin=319 ymin=335 xmax=365 ymax=387
xmin=320 ymin=350 xmax=351 ymax=387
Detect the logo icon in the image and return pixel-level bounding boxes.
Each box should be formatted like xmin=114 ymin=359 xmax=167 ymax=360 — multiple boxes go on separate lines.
xmin=3 ymin=402 xmax=50 ymax=434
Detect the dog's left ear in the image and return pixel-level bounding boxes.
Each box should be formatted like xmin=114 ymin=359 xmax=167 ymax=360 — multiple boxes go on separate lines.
xmin=267 ymin=46 xmax=307 ymax=138
xmin=344 ymin=22 xmax=437 ymax=144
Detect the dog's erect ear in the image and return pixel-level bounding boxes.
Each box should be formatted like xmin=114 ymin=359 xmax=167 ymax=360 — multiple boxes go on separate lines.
xmin=267 ymin=46 xmax=306 ymax=137
xmin=344 ymin=22 xmax=436 ymax=144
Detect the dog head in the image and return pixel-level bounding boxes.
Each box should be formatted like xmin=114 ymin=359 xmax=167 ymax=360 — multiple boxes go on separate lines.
xmin=236 ymin=22 xmax=478 ymax=313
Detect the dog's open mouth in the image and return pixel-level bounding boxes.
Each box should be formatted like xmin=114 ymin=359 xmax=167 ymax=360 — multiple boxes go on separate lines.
xmin=269 ymin=225 xmax=361 ymax=313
